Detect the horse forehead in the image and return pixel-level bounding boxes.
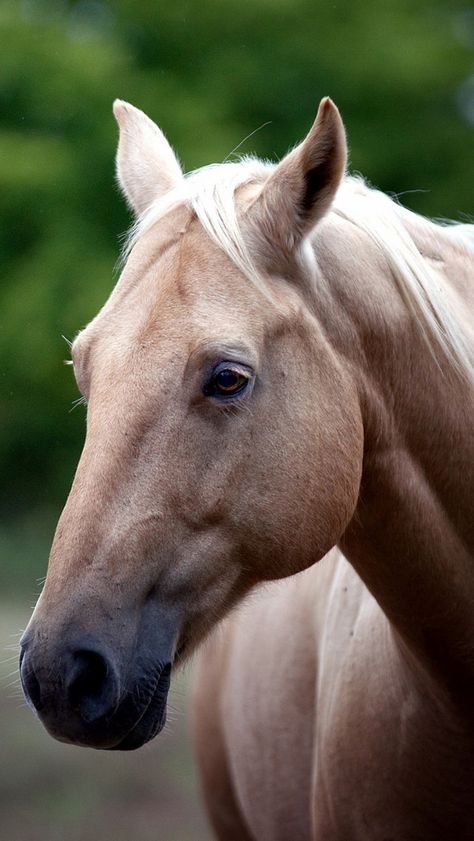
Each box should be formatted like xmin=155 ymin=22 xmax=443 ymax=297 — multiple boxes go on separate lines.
xmin=169 ymin=213 xmax=263 ymax=306
xmin=117 ymin=204 xmax=195 ymax=305
xmin=121 ymin=206 xmax=261 ymax=314
xmin=80 ymin=214 xmax=268 ymax=377
xmin=122 ymin=224 xmax=267 ymax=351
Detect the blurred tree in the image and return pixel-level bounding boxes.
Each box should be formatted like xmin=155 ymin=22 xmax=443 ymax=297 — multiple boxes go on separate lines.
xmin=0 ymin=0 xmax=473 ymax=587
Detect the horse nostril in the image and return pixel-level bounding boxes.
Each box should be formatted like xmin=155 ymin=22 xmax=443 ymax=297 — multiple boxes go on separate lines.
xmin=67 ymin=649 xmax=118 ymax=723
xmin=68 ymin=651 xmax=108 ymax=705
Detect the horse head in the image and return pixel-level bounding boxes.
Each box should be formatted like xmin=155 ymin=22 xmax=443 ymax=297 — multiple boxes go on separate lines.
xmin=20 ymin=98 xmax=363 ymax=749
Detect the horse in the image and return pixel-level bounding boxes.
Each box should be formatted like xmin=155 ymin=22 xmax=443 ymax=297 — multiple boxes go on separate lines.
xmin=19 ymin=97 xmax=474 ymax=840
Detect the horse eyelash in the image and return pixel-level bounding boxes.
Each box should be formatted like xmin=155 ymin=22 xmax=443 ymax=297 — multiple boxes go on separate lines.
xmin=69 ymin=396 xmax=87 ymax=412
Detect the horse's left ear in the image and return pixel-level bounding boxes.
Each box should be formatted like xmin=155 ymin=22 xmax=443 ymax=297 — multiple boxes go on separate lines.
xmin=113 ymin=99 xmax=183 ymax=217
xmin=250 ymin=97 xmax=347 ymax=252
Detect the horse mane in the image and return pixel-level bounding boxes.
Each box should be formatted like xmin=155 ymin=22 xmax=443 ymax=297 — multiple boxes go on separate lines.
xmin=126 ymin=158 xmax=474 ymax=384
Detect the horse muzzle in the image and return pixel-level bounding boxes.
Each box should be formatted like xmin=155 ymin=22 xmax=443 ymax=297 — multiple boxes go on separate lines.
xmin=19 ymin=603 xmax=178 ymax=750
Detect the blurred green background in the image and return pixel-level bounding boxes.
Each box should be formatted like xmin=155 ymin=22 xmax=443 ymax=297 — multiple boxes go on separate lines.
xmin=0 ymin=0 xmax=473 ymax=838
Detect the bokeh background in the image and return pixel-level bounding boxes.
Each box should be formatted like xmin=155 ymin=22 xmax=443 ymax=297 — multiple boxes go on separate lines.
xmin=1 ymin=0 xmax=473 ymax=838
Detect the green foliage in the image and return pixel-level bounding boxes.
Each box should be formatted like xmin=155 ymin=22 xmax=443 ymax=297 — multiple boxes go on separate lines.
xmin=0 ymin=0 xmax=473 ymax=584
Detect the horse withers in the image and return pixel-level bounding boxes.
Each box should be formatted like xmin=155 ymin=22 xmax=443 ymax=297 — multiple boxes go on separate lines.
xmin=20 ymin=99 xmax=474 ymax=839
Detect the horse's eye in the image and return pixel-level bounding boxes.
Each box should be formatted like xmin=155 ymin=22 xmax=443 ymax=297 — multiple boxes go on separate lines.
xmin=204 ymin=365 xmax=251 ymax=398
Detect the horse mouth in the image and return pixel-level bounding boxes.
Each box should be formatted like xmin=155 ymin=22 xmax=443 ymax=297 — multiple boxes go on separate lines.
xmin=108 ymin=662 xmax=172 ymax=751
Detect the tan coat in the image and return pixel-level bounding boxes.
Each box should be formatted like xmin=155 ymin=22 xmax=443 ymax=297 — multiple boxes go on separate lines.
xmin=20 ymin=99 xmax=474 ymax=839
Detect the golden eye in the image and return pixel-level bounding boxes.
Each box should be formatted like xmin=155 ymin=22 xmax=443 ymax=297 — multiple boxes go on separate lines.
xmin=214 ymin=369 xmax=247 ymax=393
xmin=204 ymin=365 xmax=251 ymax=398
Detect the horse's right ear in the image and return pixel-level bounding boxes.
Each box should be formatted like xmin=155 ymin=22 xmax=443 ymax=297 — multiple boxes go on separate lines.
xmin=113 ymin=100 xmax=183 ymax=217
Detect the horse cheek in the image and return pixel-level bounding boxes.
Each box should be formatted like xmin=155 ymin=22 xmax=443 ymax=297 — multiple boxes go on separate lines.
xmin=242 ymin=379 xmax=363 ymax=579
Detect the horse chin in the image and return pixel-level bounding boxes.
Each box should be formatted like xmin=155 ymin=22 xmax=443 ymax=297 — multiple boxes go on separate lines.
xmin=108 ymin=663 xmax=172 ymax=751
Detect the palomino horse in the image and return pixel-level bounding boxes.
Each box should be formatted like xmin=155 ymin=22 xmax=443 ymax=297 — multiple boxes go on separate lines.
xmin=20 ymin=98 xmax=473 ymax=840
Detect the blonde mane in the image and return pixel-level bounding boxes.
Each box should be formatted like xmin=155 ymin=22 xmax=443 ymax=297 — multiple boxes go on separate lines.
xmin=126 ymin=158 xmax=474 ymax=384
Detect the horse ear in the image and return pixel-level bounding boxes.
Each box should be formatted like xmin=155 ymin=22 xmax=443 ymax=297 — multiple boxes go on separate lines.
xmin=113 ymin=100 xmax=183 ymax=217
xmin=251 ymin=97 xmax=347 ymax=252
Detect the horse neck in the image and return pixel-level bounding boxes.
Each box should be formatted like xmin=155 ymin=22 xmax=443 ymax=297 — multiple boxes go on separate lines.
xmin=312 ymin=213 xmax=474 ymax=708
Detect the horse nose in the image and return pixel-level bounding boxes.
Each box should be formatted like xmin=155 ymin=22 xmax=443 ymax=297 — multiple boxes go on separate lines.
xmin=20 ymin=643 xmax=120 ymax=724
xmin=19 ymin=646 xmax=43 ymax=711
xmin=65 ymin=648 xmax=120 ymax=722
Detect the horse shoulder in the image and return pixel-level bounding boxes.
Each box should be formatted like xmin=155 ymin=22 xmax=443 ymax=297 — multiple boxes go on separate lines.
xmin=192 ymin=551 xmax=343 ymax=841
